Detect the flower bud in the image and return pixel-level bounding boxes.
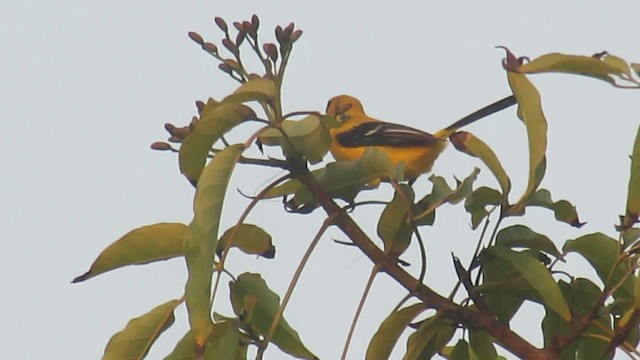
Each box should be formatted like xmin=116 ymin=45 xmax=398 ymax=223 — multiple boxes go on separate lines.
xmin=188 ymin=31 xmax=204 ymax=45
xmin=235 ymin=31 xmax=245 ymax=46
xmin=202 ymin=42 xmax=218 ymax=54
xmin=222 ymin=38 xmax=238 ymax=55
xmin=275 ymin=26 xmax=284 ymax=44
xmin=233 ymin=21 xmax=244 ymax=33
xmin=164 ymin=123 xmax=176 ymax=134
xmin=251 ymin=15 xmax=260 ymax=30
xmin=290 ymin=29 xmax=303 ymax=43
xmin=263 ymin=43 xmax=278 ymax=62
xmin=218 ymin=63 xmax=233 ymax=74
xmin=195 ymin=100 xmax=205 ymax=113
xmin=151 ymin=142 xmax=172 ymax=151
xmin=214 ymin=17 xmax=228 ymax=32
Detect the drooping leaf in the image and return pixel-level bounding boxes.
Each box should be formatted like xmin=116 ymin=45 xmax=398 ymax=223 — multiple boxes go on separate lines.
xmin=522 ymin=189 xmax=584 ymax=227
xmin=179 ymin=101 xmax=254 ymax=183
xmin=366 ymin=303 xmax=427 ymax=360
xmin=103 ymin=299 xmax=180 ymax=360
xmin=450 ymin=131 xmax=511 ymax=197
xmin=564 ymin=233 xmax=635 ymax=300
xmin=73 ymin=223 xmax=186 ymax=283
xmin=378 ymin=184 xmax=415 ymax=256
xmin=488 ymin=247 xmax=571 ymax=321
xmin=469 ymin=330 xmax=498 ymax=360
xmin=229 ymin=273 xmax=317 ymax=359
xmin=464 ymin=187 xmax=503 ymax=229
xmin=403 ymin=315 xmax=455 ymax=360
xmin=217 ymin=224 xmax=275 ymax=259
xmin=505 ymin=72 xmax=547 ymax=214
xmin=223 ymin=77 xmax=277 ymax=104
xmin=619 ymin=125 xmax=640 ymax=231
xmin=496 ymin=225 xmax=563 ymax=260
xmin=518 ymin=52 xmax=634 ymax=86
xmin=185 ymin=144 xmax=244 ymax=346
xmin=259 ymin=115 xmax=331 ymax=164
xmin=414 ymin=168 xmax=479 ymax=225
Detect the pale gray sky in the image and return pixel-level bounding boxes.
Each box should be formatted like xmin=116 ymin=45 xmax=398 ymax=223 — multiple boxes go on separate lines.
xmin=2 ymin=1 xmax=640 ymax=359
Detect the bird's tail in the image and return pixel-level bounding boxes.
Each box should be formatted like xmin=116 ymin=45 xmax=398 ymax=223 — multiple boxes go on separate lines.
xmin=435 ymin=95 xmax=517 ymax=138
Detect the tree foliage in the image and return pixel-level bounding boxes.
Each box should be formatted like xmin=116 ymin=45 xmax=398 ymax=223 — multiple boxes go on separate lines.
xmin=73 ymin=15 xmax=640 ymax=360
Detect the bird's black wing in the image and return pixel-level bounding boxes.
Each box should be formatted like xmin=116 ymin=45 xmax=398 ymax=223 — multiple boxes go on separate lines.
xmin=336 ymin=122 xmax=442 ymax=148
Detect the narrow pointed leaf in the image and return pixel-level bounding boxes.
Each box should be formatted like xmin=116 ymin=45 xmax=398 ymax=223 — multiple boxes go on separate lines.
xmin=164 ymin=331 xmax=195 ymax=360
xmin=563 ymin=233 xmax=635 ymax=300
xmin=259 ymin=115 xmax=331 ymax=164
xmin=223 ymin=77 xmax=276 ymax=104
xmin=217 ymin=224 xmax=275 ymax=259
xmin=229 ymin=273 xmax=317 ymax=359
xmin=450 ymin=131 xmax=511 ymax=197
xmin=450 ymin=339 xmax=473 ymax=360
xmin=506 ymin=72 xmax=547 ymax=214
xmin=469 ymin=330 xmax=497 ymax=360
xmin=620 ymin=126 xmax=640 ymax=230
xmin=496 ymin=225 xmax=563 ymax=260
xmin=518 ymin=52 xmax=634 ymax=86
xmin=366 ymin=303 xmax=427 ymax=360
xmin=73 ymin=223 xmax=186 ymax=283
xmin=179 ymin=101 xmax=254 ymax=183
xmin=185 ymin=144 xmax=244 ymax=345
xmin=378 ymin=184 xmax=415 ymax=256
xmin=103 ymin=299 xmax=180 ymax=360
xmin=489 ymin=247 xmax=571 ymax=321
xmin=403 ymin=316 xmax=455 ymax=360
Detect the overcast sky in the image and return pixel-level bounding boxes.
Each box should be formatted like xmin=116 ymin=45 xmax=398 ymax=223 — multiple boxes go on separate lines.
xmin=2 ymin=1 xmax=640 ymax=359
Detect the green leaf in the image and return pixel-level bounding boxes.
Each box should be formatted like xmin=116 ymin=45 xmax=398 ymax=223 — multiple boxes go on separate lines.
xmin=203 ymin=321 xmax=242 ymax=360
xmin=179 ymin=101 xmax=254 ymax=183
xmin=450 ymin=131 xmax=511 ymax=197
xmin=488 ymin=247 xmax=571 ymax=321
xmin=543 ymin=279 xmax=613 ymax=360
xmin=479 ymin=253 xmax=527 ymax=322
xmin=217 ymin=224 xmax=275 ymax=259
xmin=73 ymin=223 xmax=186 ymax=283
xmin=469 ymin=330 xmax=497 ymax=360
xmin=366 ymin=303 xmax=427 ymax=360
xmin=185 ymin=144 xmax=244 ymax=345
xmin=450 ymin=339 xmax=474 ymax=360
xmin=464 ymin=187 xmax=503 ymax=229
xmin=496 ymin=225 xmax=563 ymax=260
xmin=518 ymin=52 xmax=632 ymax=86
xmin=414 ymin=168 xmax=479 ymax=225
xmin=619 ymin=126 xmax=640 ymax=230
xmin=403 ymin=315 xmax=455 ymax=360
xmin=506 ymin=72 xmax=548 ymax=214
xmin=564 ymin=233 xmax=635 ymax=300
xmin=164 ymin=331 xmax=195 ymax=360
xmin=285 ymin=148 xmax=401 ymax=212
xmin=229 ymin=273 xmax=317 ymax=359
xmin=223 ymin=77 xmax=277 ymax=104
xmin=103 ymin=299 xmax=180 ymax=360
xmin=259 ymin=115 xmax=331 ymax=164
xmin=522 ymin=189 xmax=584 ymax=227
xmin=378 ymin=184 xmax=415 ymax=256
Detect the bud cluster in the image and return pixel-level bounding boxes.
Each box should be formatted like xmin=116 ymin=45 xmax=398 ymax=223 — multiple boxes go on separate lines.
xmin=187 ymin=15 xmax=303 ymax=83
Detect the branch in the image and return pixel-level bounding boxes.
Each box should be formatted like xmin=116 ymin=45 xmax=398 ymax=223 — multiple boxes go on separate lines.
xmin=295 ymin=170 xmax=557 ymax=360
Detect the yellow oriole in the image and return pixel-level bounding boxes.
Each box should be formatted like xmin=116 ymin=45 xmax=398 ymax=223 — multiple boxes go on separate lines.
xmin=326 ymin=95 xmax=516 ymax=180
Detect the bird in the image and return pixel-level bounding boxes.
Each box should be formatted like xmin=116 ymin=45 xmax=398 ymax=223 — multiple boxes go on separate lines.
xmin=325 ymin=94 xmax=516 ymax=181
